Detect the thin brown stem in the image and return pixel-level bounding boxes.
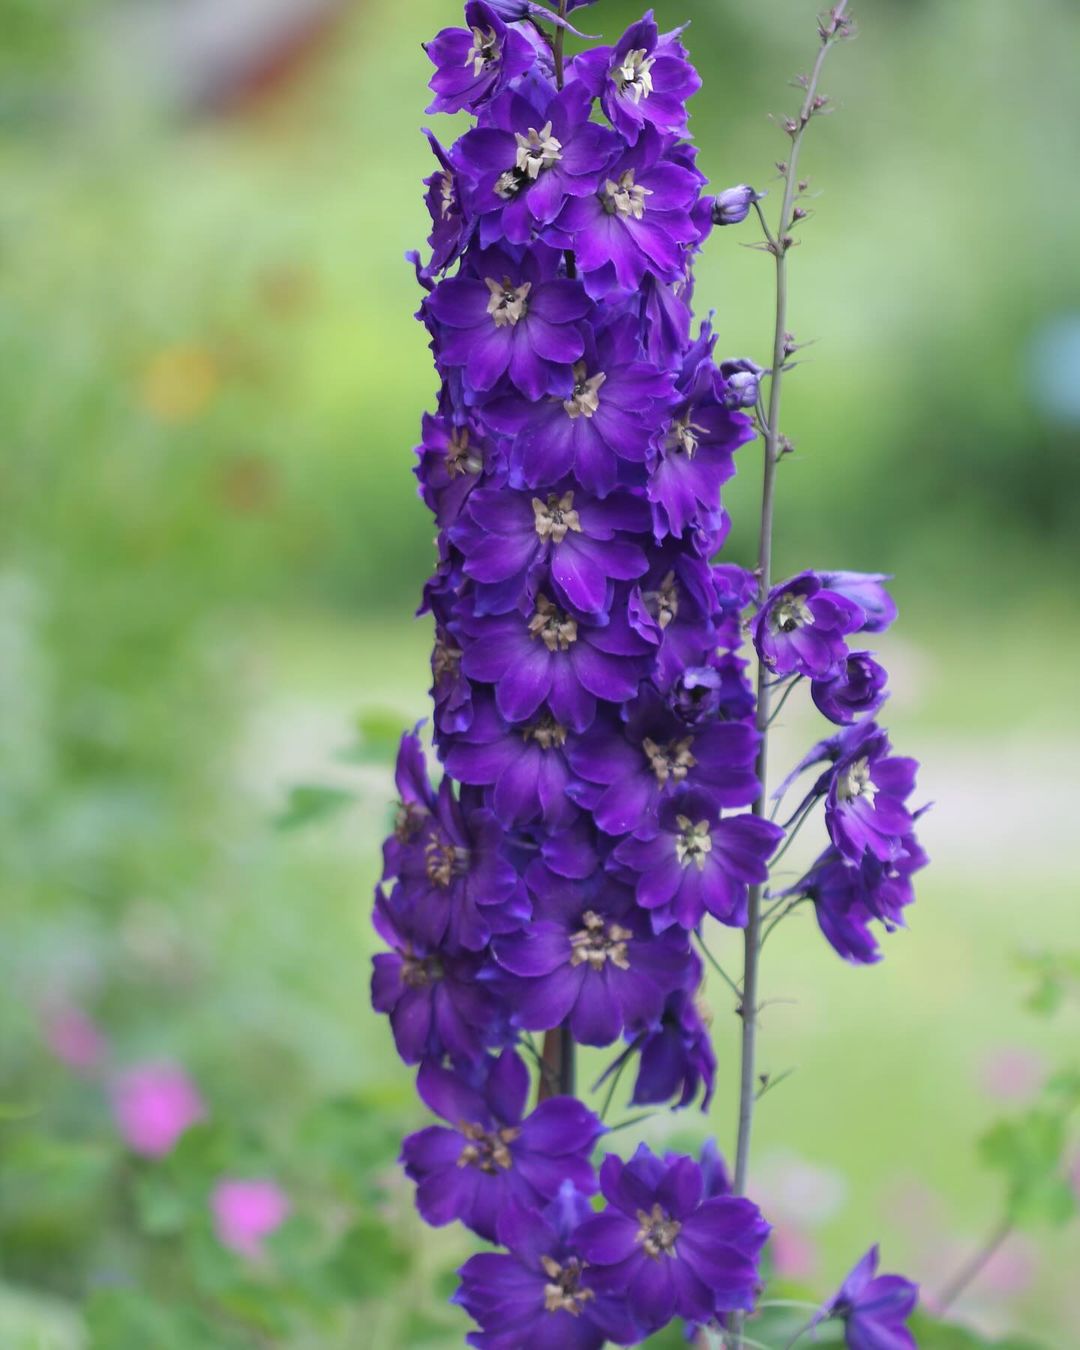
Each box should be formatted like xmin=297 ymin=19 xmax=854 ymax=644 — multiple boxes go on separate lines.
xmin=936 ymin=1217 xmax=1014 ymax=1314
xmin=730 ymin=5 xmax=852 ymax=1342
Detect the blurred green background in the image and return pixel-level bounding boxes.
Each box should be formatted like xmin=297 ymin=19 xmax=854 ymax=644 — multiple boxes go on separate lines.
xmin=2 ymin=0 xmax=1079 ymax=1345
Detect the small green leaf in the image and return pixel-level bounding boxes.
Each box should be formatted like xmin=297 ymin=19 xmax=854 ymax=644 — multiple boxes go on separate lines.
xmin=337 ymin=710 xmax=409 ymax=766
xmin=910 ymin=1311 xmax=1048 ymax=1348
xmin=273 ymin=784 xmax=355 ymax=831
xmin=979 ymin=1110 xmax=1078 ymax=1227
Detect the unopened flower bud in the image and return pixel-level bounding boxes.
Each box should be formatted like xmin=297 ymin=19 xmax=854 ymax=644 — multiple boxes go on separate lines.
xmin=719 ymin=358 xmax=765 ymax=410
xmin=711 ymin=185 xmax=760 ymax=227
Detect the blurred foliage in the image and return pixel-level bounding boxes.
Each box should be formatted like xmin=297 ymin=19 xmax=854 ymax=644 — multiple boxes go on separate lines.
xmin=1 ymin=0 xmax=1079 ymax=1345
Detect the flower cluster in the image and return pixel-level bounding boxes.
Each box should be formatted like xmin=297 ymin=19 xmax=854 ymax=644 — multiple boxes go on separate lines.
xmin=372 ymin=2 xmax=923 ymax=1345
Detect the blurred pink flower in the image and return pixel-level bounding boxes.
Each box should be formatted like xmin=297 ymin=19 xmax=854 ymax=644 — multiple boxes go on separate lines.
xmin=979 ymin=1047 xmax=1045 ymax=1102
xmin=41 ymin=1003 xmax=107 ymax=1075
xmin=111 ymin=1062 xmax=206 ymax=1157
xmin=770 ymin=1222 xmax=818 ymax=1281
xmin=211 ymin=1179 xmax=290 ymax=1259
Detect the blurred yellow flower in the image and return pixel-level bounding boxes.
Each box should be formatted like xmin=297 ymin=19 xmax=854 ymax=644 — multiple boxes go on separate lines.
xmin=140 ymin=344 xmax=219 ymax=424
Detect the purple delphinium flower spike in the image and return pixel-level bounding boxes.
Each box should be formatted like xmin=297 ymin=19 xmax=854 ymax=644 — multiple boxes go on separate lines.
xmin=613 ymin=789 xmax=784 ymax=932
xmin=455 ymin=1184 xmax=642 ymax=1349
xmin=402 ymin=1051 xmax=604 ymax=1241
xmin=825 ymin=722 xmax=919 ymax=864
xmin=811 ymin=651 xmax=889 ymax=725
xmin=629 ymin=980 xmax=717 ymax=1110
xmin=814 ymin=1244 xmax=919 ymax=1350
xmin=575 ymin=1145 xmax=769 ymax=1332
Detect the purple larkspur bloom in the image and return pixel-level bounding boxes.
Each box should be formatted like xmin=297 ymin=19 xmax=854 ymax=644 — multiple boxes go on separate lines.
xmin=491 ymin=865 xmax=689 ymax=1046
xmin=457 ymin=81 xmax=618 ymax=247
xmin=575 ymin=1145 xmax=769 ymax=1331
xmin=811 ymin=651 xmax=889 ymax=725
xmin=441 ymin=692 xmax=578 ymax=829
xmin=390 ymin=775 xmax=527 ymax=951
xmin=816 ymin=1245 xmax=918 ymax=1350
xmin=630 ymin=547 xmax=723 ymax=689
xmin=573 ymin=13 xmax=701 ymax=146
xmin=669 ymin=656 xmax=754 ymax=725
xmin=718 ymin=357 xmax=764 ymax=410
xmin=452 ymin=481 xmax=650 ymax=617
xmin=382 ymin=727 xmax=436 ymax=881
xmin=566 ymin=686 xmax=759 ymax=836
xmin=819 ymin=570 xmax=897 ymax=633
xmin=483 ymin=314 xmax=673 ymax=498
xmin=455 ymin=1185 xmax=641 ymax=1350
xmin=418 ymin=132 xmax=472 ymax=281
xmin=613 ymin=789 xmax=783 ymax=932
xmin=425 ymin=2 xmax=534 ymax=115
xmin=432 ymin=624 xmax=474 ymax=736
xmin=401 ymin=1051 xmax=603 ymax=1241
xmin=372 ymin=886 xmax=502 ymax=1064
xmin=427 ymin=244 xmax=590 ymax=400
xmin=752 ymin=570 xmax=866 ymax=679
xmin=825 ymin=723 xmax=918 ymax=863
xmin=630 ymin=983 xmax=716 ymax=1111
xmin=551 ymin=127 xmax=704 ymax=299
xmin=649 ymin=325 xmax=755 ymax=539
xmin=415 ymin=412 xmax=497 ymax=530
xmin=461 ymin=589 xmax=653 ymax=732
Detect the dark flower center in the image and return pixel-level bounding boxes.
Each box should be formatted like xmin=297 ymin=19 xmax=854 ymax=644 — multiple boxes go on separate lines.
xmin=485 ymin=275 xmax=532 ymax=327
xmin=394 ymin=801 xmax=426 ymax=842
xmin=635 ymin=1203 xmax=681 ymax=1258
xmin=569 ymin=909 xmax=633 ymax=971
xmin=666 ymin=412 xmax=705 ymax=458
xmin=642 ymin=570 xmax=679 ymax=629
xmin=523 ymin=714 xmax=568 ymax=750
xmin=445 ymin=427 xmax=482 ymax=478
xmin=541 ymin=1255 xmax=596 ymax=1316
xmin=612 ymin=48 xmax=656 ymax=103
xmin=642 ymin=734 xmax=697 ymax=785
xmin=532 ymin=490 xmax=583 ymax=543
xmin=433 ymin=635 xmax=462 ymax=680
xmin=675 ymin=814 xmax=712 ymax=870
xmin=425 ymin=832 xmax=469 ymax=886
xmin=563 ymin=361 xmax=607 ymax=419
xmin=465 ymin=25 xmax=500 ymax=77
xmin=401 ymin=949 xmax=443 ymax=989
xmin=457 ymin=1120 xmax=521 ymax=1173
xmin=769 ymin=590 xmax=814 ymax=634
xmin=600 ymin=169 xmax=652 ymax=220
xmin=528 ymin=595 xmax=578 ymax=652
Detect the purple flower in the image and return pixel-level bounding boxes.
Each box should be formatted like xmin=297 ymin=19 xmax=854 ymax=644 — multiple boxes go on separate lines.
xmin=456 ymin=81 xmax=618 ymax=247
xmin=630 ymin=547 xmax=725 ymax=690
xmin=825 ymin=723 xmax=918 ymax=863
xmin=811 ymin=651 xmax=889 ymax=725
xmin=649 ymin=327 xmax=755 ymax=539
xmin=418 ymin=133 xmax=472 ymax=281
xmin=551 ymin=127 xmax=704 ymax=299
xmin=372 ymin=886 xmax=502 ymax=1063
xmin=382 ymin=726 xmax=436 ymax=881
xmin=630 ymin=983 xmax=716 ymax=1111
xmin=461 ymin=590 xmax=653 ymax=733
xmin=427 ymin=244 xmax=591 ymax=400
xmin=425 ymin=2 xmax=534 ymax=115
xmin=573 ymin=13 xmax=701 ymax=146
xmin=389 ymin=775 xmax=527 ymax=951
xmin=401 ymin=1051 xmax=604 ymax=1241
xmin=818 ymin=570 xmax=897 ymax=633
xmin=816 ymin=1245 xmax=918 ymax=1350
xmin=455 ymin=1185 xmax=641 ymax=1349
xmin=752 ymin=570 xmax=866 ymax=679
xmin=575 ymin=1145 xmax=769 ymax=1331
xmin=432 ymin=625 xmax=474 ymax=736
xmin=483 ymin=314 xmax=673 ymax=498
xmin=711 ymin=185 xmax=760 ymax=226
xmin=491 ymin=865 xmax=690 ymax=1047
xmin=613 ymin=790 xmax=783 ymax=932
xmin=451 ymin=480 xmax=650 ymax=617
xmin=415 ymin=413 xmax=495 ymax=531
xmin=566 ymin=687 xmax=760 ymax=836
xmin=441 ymin=692 xmax=578 ymax=829
xmin=718 ymin=357 xmax=764 ymax=410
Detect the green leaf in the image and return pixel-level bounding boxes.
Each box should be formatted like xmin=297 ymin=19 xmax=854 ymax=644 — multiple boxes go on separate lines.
xmin=273 ymin=783 xmax=355 ymax=831
xmin=321 ymin=1215 xmax=409 ymax=1300
xmin=1015 ymin=949 xmax=1080 ymax=1017
xmin=910 ymin=1311 xmax=1048 ymax=1348
xmin=85 ymin=1289 xmax=237 ymax=1350
xmin=132 ymin=1172 xmax=189 ymax=1236
xmin=979 ymin=1110 xmax=1078 ymax=1226
xmin=337 ymin=709 xmax=409 ymax=766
